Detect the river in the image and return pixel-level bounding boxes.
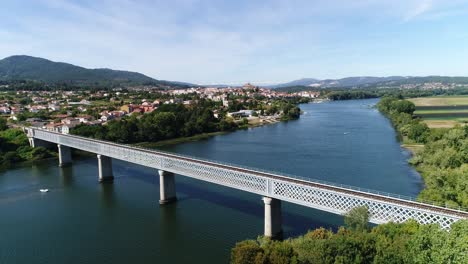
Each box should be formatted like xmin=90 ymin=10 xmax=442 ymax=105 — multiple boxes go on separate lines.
xmin=0 ymin=99 xmax=422 ymax=264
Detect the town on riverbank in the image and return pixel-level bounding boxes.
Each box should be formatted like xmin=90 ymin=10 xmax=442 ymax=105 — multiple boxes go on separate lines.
xmin=0 ymin=83 xmax=318 ymax=138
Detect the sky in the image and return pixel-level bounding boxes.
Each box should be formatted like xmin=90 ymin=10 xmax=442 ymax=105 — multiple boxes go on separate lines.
xmin=1 ymin=0 xmax=468 ymax=85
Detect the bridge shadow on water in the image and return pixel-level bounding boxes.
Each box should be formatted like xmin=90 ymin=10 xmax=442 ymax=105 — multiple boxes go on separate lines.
xmin=110 ymin=160 xmax=343 ymax=237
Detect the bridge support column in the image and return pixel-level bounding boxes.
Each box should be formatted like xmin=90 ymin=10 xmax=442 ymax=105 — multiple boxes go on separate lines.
xmin=158 ymin=170 xmax=177 ymax=205
xmin=57 ymin=144 xmax=72 ymax=167
xmin=28 ymin=137 xmax=35 ymax=147
xmin=263 ymin=197 xmax=282 ymax=239
xmin=97 ymin=154 xmax=114 ymax=183
xmin=29 ymin=138 xmax=54 ymax=149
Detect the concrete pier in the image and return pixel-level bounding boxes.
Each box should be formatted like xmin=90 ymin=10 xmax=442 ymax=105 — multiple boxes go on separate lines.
xmin=57 ymin=144 xmax=72 ymax=167
xmin=263 ymin=197 xmax=282 ymax=238
xmin=28 ymin=137 xmax=35 ymax=147
xmin=28 ymin=137 xmax=54 ymax=149
xmin=158 ymin=170 xmax=177 ymax=205
xmin=97 ymin=154 xmax=114 ymax=183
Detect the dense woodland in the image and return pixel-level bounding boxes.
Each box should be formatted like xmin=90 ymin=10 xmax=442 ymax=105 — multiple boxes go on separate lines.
xmin=377 ymin=97 xmax=468 ymax=209
xmin=231 ymin=207 xmax=468 ymax=264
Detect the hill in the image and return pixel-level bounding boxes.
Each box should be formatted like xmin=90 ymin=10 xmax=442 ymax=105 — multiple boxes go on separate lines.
xmin=273 ymin=76 xmax=468 ymax=92
xmin=269 ymin=78 xmax=320 ymax=88
xmin=271 ymin=76 xmax=408 ymax=88
xmin=0 ymin=55 xmax=187 ymax=87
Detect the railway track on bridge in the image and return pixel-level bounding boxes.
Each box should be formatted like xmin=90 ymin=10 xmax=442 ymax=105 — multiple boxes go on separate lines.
xmin=27 ymin=128 xmax=467 ymax=231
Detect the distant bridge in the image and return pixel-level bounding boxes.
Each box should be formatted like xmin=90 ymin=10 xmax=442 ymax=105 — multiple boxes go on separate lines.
xmin=26 ymin=128 xmax=467 ymax=237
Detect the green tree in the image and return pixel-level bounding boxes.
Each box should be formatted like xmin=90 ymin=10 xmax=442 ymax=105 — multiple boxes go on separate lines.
xmin=390 ymin=100 xmax=416 ymax=114
xmin=344 ymin=206 xmax=370 ymax=231
xmin=0 ymin=118 xmax=8 ymax=131
xmin=266 ymin=241 xmax=298 ymax=264
xmin=406 ymin=123 xmax=430 ymax=143
xmin=231 ymin=240 xmax=264 ymax=264
xmin=30 ymin=147 xmax=51 ymax=160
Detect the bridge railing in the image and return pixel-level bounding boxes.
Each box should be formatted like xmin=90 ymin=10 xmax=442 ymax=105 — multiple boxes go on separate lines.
xmin=29 ymin=128 xmax=468 ymax=213
xmin=133 ymin=144 xmax=468 ymax=213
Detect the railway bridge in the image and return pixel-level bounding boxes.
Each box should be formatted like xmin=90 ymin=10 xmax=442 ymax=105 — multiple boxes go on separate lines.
xmin=26 ymin=128 xmax=467 ymax=238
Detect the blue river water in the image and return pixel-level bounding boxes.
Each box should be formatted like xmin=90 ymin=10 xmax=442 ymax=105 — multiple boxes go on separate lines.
xmin=0 ymin=99 xmax=422 ymax=263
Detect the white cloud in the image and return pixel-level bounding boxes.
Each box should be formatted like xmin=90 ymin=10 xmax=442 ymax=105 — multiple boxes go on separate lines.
xmin=1 ymin=0 xmax=468 ymax=83
xmin=403 ymin=0 xmax=433 ymax=22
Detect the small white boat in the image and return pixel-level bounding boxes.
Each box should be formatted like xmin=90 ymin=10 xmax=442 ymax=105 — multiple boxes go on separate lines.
xmin=40 ymin=189 xmax=49 ymax=193
xmin=344 ymin=132 xmax=350 ymax=135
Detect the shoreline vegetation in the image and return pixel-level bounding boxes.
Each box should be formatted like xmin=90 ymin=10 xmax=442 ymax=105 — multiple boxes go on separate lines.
xmin=231 ymin=207 xmax=468 ymax=264
xmin=70 ymin=99 xmax=301 ymax=146
xmin=0 ymin=121 xmax=55 ymax=170
xmin=135 ymin=131 xmax=229 ymax=148
xmin=135 ymin=110 xmax=302 ymax=148
xmin=377 ymin=97 xmax=468 ymax=210
xmin=401 ymin=143 xmax=425 ymax=155
xmin=231 ymin=95 xmax=468 ymax=264
xmin=135 ymin=117 xmax=288 ymax=148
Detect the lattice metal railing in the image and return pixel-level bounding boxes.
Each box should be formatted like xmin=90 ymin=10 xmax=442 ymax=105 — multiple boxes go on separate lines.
xmin=29 ymin=128 xmax=467 ymax=229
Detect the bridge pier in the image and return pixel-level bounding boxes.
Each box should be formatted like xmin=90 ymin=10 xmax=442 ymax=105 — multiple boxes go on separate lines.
xmin=28 ymin=137 xmax=54 ymax=149
xmin=57 ymin=144 xmax=72 ymax=167
xmin=28 ymin=137 xmax=35 ymax=147
xmin=97 ymin=154 xmax=114 ymax=183
xmin=263 ymin=197 xmax=282 ymax=239
xmin=158 ymin=170 xmax=177 ymax=205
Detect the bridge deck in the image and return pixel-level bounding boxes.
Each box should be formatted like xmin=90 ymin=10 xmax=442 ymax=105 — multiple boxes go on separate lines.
xmin=28 ymin=128 xmax=467 ymax=229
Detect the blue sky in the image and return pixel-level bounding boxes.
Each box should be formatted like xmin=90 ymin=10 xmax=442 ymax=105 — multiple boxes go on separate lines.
xmin=1 ymin=0 xmax=468 ymax=84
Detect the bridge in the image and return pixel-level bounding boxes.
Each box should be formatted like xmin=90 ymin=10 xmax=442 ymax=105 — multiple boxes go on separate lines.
xmin=26 ymin=128 xmax=467 ymax=237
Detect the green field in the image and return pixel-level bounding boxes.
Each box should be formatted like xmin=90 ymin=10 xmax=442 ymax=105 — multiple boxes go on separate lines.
xmin=409 ymin=96 xmax=468 ymax=128
xmin=409 ymin=96 xmax=468 ymax=106
xmin=414 ymin=109 xmax=468 ymax=114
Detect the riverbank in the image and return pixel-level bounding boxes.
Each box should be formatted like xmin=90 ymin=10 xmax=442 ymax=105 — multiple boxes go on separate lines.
xmin=377 ymin=97 xmax=468 ymax=209
xmin=2 ymin=99 xmax=425 ymax=264
xmin=0 ymin=128 xmax=56 ymax=170
xmin=231 ymin=214 xmax=468 ymax=264
xmin=134 ymin=131 xmax=229 ymax=148
xmin=134 ymin=115 xmax=293 ymax=148
xmin=401 ymin=143 xmax=424 ymax=155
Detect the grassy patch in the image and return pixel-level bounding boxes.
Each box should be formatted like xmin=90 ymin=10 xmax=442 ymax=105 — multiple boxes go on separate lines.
xmin=409 ymin=96 xmax=468 ymax=127
xmin=422 ymin=120 xmax=462 ymax=128
xmin=401 ymin=143 xmax=424 ymax=155
xmin=409 ymin=96 xmax=468 ymax=106
xmin=414 ymin=109 xmax=468 ymax=114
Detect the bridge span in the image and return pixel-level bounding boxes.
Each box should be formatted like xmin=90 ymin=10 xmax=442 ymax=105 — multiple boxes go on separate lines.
xmin=26 ymin=128 xmax=467 ymax=237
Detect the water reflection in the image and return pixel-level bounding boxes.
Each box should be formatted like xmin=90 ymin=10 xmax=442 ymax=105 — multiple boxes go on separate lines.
xmin=100 ymin=183 xmax=116 ymax=208
xmin=59 ymin=166 xmax=74 ymax=187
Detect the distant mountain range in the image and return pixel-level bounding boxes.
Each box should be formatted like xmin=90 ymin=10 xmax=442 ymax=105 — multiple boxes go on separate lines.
xmin=269 ymin=76 xmax=411 ymax=88
xmin=0 ymin=55 xmax=190 ymax=87
xmin=2 ymin=55 xmax=468 ymax=90
xmin=269 ymin=76 xmax=468 ymax=90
